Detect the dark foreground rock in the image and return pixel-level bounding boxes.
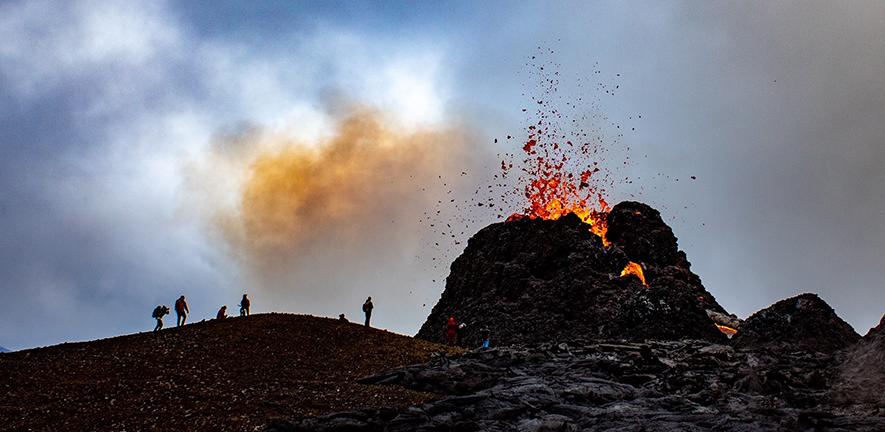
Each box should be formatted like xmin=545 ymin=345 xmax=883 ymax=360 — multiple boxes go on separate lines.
xmin=733 ymin=293 xmax=860 ymax=353
xmin=417 ymin=202 xmax=730 ymax=346
xmin=835 ymin=314 xmax=885 ymax=408
xmin=271 ymin=340 xmax=885 ymax=432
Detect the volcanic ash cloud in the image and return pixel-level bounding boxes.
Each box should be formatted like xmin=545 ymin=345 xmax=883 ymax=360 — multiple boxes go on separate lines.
xmin=193 ymin=107 xmax=476 ymax=310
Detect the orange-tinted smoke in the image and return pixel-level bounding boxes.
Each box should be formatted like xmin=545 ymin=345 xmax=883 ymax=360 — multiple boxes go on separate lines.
xmin=218 ymin=108 xmax=470 ymax=279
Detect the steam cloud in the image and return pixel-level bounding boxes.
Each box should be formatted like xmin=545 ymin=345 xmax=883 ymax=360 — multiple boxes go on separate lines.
xmin=191 ymin=106 xmax=480 ymax=326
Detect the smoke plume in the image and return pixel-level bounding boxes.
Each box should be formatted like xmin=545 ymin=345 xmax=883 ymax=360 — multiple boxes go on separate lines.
xmin=191 ymin=106 xmax=479 ymax=326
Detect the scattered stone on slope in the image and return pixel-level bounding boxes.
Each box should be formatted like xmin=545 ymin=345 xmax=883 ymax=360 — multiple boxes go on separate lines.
xmin=732 ymin=293 xmax=860 ymax=353
xmin=0 ymin=314 xmax=461 ymax=431
xmin=416 ymin=201 xmax=729 ymax=347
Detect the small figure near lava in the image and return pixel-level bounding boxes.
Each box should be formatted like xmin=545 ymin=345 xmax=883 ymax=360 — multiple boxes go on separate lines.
xmin=446 ymin=316 xmax=458 ymax=345
xmin=480 ymin=327 xmax=491 ymax=348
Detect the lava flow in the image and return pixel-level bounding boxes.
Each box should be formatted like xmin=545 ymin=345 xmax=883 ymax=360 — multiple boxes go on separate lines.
xmin=620 ymin=261 xmax=647 ymax=286
xmin=715 ymin=324 xmax=738 ymax=336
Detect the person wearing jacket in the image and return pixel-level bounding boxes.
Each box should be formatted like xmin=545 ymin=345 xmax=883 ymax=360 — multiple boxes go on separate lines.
xmin=362 ymin=297 xmax=374 ymax=327
xmin=175 ymin=295 xmax=189 ymax=327
xmin=446 ymin=316 xmax=458 ymax=345
xmin=152 ymin=305 xmax=170 ymax=332
xmin=239 ymin=294 xmax=251 ymax=316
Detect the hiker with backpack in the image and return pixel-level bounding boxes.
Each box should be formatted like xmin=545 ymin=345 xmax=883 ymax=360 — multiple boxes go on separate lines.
xmin=152 ymin=305 xmax=170 ymax=332
xmin=216 ymin=305 xmax=228 ymax=319
xmin=362 ymin=297 xmax=374 ymax=327
xmin=175 ymin=295 xmax=189 ymax=327
xmin=239 ymin=294 xmax=250 ymax=316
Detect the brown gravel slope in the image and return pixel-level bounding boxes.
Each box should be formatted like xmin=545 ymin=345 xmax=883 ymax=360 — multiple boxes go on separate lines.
xmin=0 ymin=313 xmax=460 ymax=431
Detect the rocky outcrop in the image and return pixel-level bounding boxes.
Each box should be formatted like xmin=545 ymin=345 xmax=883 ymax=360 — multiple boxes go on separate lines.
xmin=732 ymin=293 xmax=860 ymax=353
xmin=835 ymin=314 xmax=885 ymax=408
xmin=416 ymin=201 xmax=729 ymax=346
xmin=272 ymin=340 xmax=885 ymax=432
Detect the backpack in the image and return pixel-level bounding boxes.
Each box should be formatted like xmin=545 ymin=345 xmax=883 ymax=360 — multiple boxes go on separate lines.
xmin=152 ymin=306 xmax=163 ymax=318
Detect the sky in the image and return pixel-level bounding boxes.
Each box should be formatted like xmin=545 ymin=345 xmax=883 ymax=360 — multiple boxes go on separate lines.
xmin=2 ymin=1 xmax=885 ymax=350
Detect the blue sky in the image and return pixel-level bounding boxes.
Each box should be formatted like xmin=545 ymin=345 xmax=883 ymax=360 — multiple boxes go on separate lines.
xmin=2 ymin=1 xmax=885 ymax=350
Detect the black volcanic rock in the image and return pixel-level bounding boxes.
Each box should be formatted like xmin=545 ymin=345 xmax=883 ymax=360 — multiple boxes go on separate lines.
xmin=606 ymin=201 xmax=688 ymax=268
xmin=275 ymin=340 xmax=885 ymax=432
xmin=835 ymin=314 xmax=885 ymax=408
xmin=416 ymin=201 xmax=729 ymax=346
xmin=733 ymin=293 xmax=860 ymax=353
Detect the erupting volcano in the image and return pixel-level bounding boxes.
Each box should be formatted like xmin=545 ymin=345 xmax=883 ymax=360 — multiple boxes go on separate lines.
xmin=417 ymin=200 xmax=733 ymax=346
xmin=417 ymin=57 xmax=737 ymax=344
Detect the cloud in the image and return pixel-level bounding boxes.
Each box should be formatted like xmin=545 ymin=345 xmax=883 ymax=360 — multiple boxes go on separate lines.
xmin=0 ymin=0 xmax=180 ymax=97
xmin=0 ymin=0 xmax=465 ymax=349
xmin=3 ymin=0 xmax=885 ymax=350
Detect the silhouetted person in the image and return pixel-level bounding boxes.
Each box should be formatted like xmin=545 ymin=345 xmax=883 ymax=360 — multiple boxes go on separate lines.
xmin=339 ymin=313 xmax=348 ymax=322
xmin=152 ymin=305 xmax=170 ymax=332
xmin=175 ymin=295 xmax=189 ymax=327
xmin=216 ymin=305 xmax=228 ymax=319
xmin=362 ymin=297 xmax=374 ymax=327
xmin=446 ymin=316 xmax=458 ymax=345
xmin=239 ymin=294 xmax=250 ymax=316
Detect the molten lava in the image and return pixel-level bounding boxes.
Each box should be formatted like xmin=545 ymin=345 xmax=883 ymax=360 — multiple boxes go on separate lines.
xmin=503 ymin=59 xmax=620 ymax=246
xmin=715 ymin=324 xmax=738 ymax=336
xmin=506 ymin=129 xmax=612 ymax=245
xmin=620 ymin=261 xmax=647 ymax=286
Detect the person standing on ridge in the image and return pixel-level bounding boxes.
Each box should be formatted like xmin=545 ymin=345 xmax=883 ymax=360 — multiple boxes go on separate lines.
xmin=446 ymin=316 xmax=458 ymax=346
xmin=239 ymin=294 xmax=250 ymax=316
xmin=362 ymin=297 xmax=374 ymax=327
xmin=175 ymin=296 xmax=189 ymax=327
xmin=216 ymin=305 xmax=228 ymax=319
xmin=152 ymin=305 xmax=170 ymax=332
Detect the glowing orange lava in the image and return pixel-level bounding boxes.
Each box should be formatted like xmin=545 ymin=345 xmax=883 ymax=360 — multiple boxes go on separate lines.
xmin=715 ymin=324 xmax=738 ymax=336
xmin=620 ymin=261 xmax=647 ymax=286
xmin=507 ymin=125 xmax=612 ymax=245
xmin=503 ymin=58 xmax=619 ymax=246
